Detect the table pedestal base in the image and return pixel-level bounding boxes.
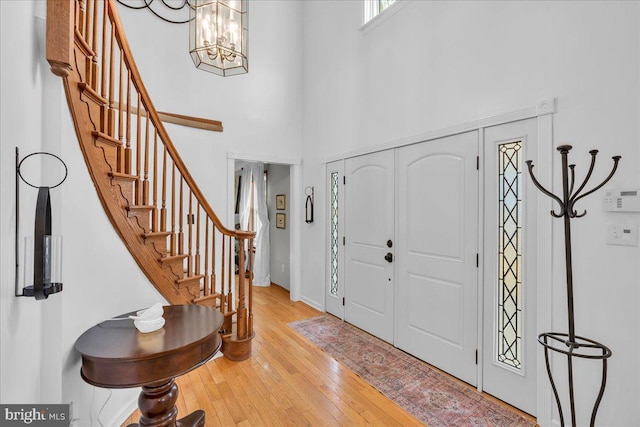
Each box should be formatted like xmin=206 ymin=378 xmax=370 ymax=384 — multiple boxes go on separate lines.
xmin=126 ymin=379 xmax=205 ymax=427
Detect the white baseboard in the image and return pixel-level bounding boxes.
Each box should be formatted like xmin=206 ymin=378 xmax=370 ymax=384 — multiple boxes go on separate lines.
xmin=300 ymin=296 xmax=323 ymax=312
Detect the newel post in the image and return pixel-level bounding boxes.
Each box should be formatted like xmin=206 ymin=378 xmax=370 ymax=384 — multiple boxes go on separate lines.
xmin=46 ymin=0 xmax=74 ymax=77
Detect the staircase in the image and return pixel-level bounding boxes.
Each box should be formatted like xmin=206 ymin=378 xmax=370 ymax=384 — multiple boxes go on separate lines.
xmin=46 ymin=0 xmax=255 ymax=360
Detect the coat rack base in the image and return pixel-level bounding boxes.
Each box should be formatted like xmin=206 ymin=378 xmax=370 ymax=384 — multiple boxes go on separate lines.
xmin=538 ymin=332 xmax=612 ymax=427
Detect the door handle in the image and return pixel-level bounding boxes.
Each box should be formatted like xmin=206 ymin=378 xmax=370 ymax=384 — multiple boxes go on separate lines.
xmin=384 ymin=252 xmax=393 ymax=263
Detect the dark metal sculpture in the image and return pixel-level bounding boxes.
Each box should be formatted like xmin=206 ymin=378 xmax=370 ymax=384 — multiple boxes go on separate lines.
xmin=15 ymin=149 xmax=67 ymax=300
xmin=526 ymin=145 xmax=620 ymax=427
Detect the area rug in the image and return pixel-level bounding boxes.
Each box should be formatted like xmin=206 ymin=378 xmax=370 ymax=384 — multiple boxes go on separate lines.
xmin=289 ymin=315 xmax=535 ymax=427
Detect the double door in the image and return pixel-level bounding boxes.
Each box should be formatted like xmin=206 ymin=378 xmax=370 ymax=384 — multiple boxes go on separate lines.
xmin=330 ymin=131 xmax=479 ymax=385
xmin=326 ymin=120 xmax=538 ymax=415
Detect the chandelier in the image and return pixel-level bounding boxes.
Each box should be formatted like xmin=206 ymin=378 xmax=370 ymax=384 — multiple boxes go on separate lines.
xmin=116 ymin=0 xmax=248 ymax=76
xmin=189 ymin=0 xmax=248 ymax=76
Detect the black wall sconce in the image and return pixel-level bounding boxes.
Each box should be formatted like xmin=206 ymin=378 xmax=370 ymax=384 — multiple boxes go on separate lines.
xmin=305 ymin=186 xmax=314 ymax=223
xmin=15 ymin=148 xmax=67 ymax=300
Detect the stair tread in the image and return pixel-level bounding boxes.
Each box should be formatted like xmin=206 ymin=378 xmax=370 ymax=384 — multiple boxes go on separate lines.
xmin=79 ymin=82 xmax=108 ymax=105
xmin=109 ymin=172 xmax=138 ymax=181
xmin=159 ymin=254 xmax=188 ymax=263
xmin=126 ymin=205 xmax=155 ymax=211
xmin=176 ymin=274 xmax=205 ymax=286
xmin=193 ymin=292 xmax=222 ymax=304
xmin=92 ymin=130 xmax=122 ymax=147
xmin=143 ymin=231 xmax=172 ymax=238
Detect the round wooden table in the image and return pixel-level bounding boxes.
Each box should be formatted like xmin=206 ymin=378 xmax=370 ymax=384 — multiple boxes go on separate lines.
xmin=76 ymin=305 xmax=223 ymax=427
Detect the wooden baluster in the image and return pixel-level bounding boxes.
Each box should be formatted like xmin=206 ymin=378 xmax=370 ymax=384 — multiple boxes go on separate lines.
xmin=248 ymin=236 xmax=254 ymax=336
xmin=143 ymin=109 xmax=150 ymax=205
xmin=117 ymin=49 xmax=124 ymax=172
xmin=221 ymin=234 xmax=226 ymax=314
xmin=84 ymin=0 xmax=94 ymax=85
xmin=160 ymin=147 xmax=167 ymax=232
xmin=195 ymin=205 xmax=201 ymax=279
xmin=187 ymin=190 xmax=193 ymax=275
xmin=78 ymin=0 xmax=86 ymax=37
xmin=204 ymin=219 xmax=210 ymax=296
xmin=135 ymin=96 xmax=141 ymax=204
xmin=170 ymin=163 xmax=176 ymax=256
xmin=214 ymin=226 xmax=222 ymax=300
xmin=91 ymin=0 xmax=98 ymax=89
xmin=108 ymin=22 xmax=115 ymax=135
xmin=100 ymin=0 xmax=107 ymax=99
xmin=178 ymin=179 xmax=184 ymax=255
xmin=227 ymin=235 xmax=233 ymax=313
xmin=151 ymin=129 xmax=158 ymax=232
xmin=125 ymin=69 xmax=131 ymax=174
xmin=74 ymin=0 xmax=80 ymax=31
xmin=237 ymin=237 xmax=247 ymax=340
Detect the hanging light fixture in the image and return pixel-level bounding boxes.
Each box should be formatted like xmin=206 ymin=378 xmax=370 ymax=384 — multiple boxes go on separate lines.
xmin=189 ymin=0 xmax=248 ymax=76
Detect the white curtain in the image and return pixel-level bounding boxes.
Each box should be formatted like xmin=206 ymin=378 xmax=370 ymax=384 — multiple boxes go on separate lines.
xmin=238 ymin=163 xmax=270 ymax=286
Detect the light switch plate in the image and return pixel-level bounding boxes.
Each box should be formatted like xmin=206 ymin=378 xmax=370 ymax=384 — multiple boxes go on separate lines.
xmin=607 ymin=223 xmax=638 ymax=246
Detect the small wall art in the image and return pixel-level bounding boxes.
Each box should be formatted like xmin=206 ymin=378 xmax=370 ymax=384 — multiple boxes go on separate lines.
xmin=276 ymin=194 xmax=286 ymax=210
xmin=276 ymin=213 xmax=286 ymax=229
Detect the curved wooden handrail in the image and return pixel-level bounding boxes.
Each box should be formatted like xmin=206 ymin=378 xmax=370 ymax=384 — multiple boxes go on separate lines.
xmin=47 ymin=0 xmax=256 ymax=360
xmin=107 ymin=3 xmax=246 ymax=240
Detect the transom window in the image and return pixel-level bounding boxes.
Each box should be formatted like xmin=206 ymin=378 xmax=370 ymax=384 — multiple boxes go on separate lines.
xmin=364 ymin=0 xmax=397 ymax=24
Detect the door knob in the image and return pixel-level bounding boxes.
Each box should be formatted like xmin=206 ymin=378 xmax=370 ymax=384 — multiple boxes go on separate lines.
xmin=387 ymin=240 xmax=393 ymax=248
xmin=385 ymin=252 xmax=393 ymax=263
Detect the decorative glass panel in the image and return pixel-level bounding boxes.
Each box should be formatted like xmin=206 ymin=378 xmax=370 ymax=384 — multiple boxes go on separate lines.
xmin=497 ymin=141 xmax=523 ymax=370
xmin=379 ymin=0 xmax=396 ymax=13
xmin=330 ymin=172 xmax=339 ymax=296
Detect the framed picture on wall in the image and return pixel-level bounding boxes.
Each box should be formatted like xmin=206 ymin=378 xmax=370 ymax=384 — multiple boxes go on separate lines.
xmin=276 ymin=213 xmax=286 ymax=229
xmin=276 ymin=194 xmax=286 ymax=210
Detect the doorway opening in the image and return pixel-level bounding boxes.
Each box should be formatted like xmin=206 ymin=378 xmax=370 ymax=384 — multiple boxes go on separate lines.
xmin=231 ymin=156 xmax=299 ymax=298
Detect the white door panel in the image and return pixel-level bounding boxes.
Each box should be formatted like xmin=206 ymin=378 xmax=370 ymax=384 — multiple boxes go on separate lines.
xmin=396 ymin=131 xmax=479 ymax=386
xmin=483 ymin=119 xmax=537 ymax=415
xmin=345 ymin=150 xmax=394 ymax=343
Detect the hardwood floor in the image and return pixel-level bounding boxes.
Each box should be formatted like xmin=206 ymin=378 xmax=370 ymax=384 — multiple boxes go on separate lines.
xmin=122 ymin=285 xmax=536 ymax=426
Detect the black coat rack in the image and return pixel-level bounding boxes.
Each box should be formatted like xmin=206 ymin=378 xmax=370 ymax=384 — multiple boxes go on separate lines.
xmin=526 ymin=145 xmax=620 ymax=427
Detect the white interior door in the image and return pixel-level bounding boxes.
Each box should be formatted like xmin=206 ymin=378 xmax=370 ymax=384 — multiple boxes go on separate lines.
xmin=396 ymin=131 xmax=479 ymax=386
xmin=483 ymin=119 xmax=537 ymax=415
xmin=326 ymin=160 xmax=345 ymax=319
xmin=344 ymin=150 xmax=395 ymax=343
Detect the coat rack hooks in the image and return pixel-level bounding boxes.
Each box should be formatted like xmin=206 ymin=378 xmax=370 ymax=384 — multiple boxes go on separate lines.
xmin=527 ymin=144 xmax=619 ymax=427
xmin=305 ymin=186 xmax=314 ymax=223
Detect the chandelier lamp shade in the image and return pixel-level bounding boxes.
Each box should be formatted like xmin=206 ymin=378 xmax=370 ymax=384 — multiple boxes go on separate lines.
xmin=190 ymin=0 xmax=248 ymax=76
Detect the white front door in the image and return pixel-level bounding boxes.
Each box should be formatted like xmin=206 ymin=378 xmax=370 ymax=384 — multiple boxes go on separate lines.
xmin=344 ymin=150 xmax=395 ymax=343
xmin=482 ymin=119 xmax=537 ymax=415
xmin=326 ymin=160 xmax=345 ymax=319
xmin=396 ymin=131 xmax=480 ymax=386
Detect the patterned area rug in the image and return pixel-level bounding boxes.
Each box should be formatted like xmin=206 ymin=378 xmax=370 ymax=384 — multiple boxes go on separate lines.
xmin=289 ymin=315 xmax=535 ymax=427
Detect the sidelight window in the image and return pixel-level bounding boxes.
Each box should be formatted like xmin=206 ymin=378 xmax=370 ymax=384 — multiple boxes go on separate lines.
xmin=330 ymin=172 xmax=340 ymax=296
xmin=497 ymin=141 xmax=523 ymax=370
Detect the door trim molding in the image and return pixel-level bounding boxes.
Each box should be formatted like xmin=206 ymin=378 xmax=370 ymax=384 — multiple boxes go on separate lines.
xmin=322 ymin=98 xmax=556 ymax=164
xmin=227 ymin=153 xmax=304 ymax=303
xmin=535 ymin=104 xmax=555 ymax=427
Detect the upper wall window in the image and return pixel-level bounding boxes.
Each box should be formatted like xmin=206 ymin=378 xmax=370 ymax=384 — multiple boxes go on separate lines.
xmin=364 ymin=0 xmax=397 ymax=24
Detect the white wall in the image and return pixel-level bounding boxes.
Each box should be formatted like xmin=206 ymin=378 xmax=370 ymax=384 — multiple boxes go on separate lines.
xmin=301 ymin=1 xmax=639 ymax=426
xmin=1 ymin=1 xmax=303 ymax=425
xmin=267 ymin=164 xmax=291 ymax=289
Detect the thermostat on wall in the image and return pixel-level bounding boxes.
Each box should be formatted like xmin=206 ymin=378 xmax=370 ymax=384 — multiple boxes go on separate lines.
xmin=603 ymin=189 xmax=640 ymax=212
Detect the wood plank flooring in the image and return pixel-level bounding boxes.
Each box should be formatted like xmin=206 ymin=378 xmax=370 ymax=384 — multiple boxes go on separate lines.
xmin=122 ymin=284 xmax=536 ymax=426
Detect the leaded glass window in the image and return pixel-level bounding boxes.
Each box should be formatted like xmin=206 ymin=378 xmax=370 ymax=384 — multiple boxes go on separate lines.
xmin=330 ymin=172 xmax=339 ymax=296
xmin=497 ymin=141 xmax=523 ymax=370
xmin=364 ymin=0 xmax=397 ymax=24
